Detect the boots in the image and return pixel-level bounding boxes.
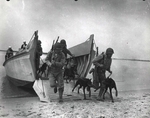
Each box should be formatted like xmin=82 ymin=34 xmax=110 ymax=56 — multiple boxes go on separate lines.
xmin=58 ymin=88 xmax=64 ymax=102
xmin=54 ymin=87 xmax=57 ymax=93
xmin=97 ymin=88 xmax=104 ymax=101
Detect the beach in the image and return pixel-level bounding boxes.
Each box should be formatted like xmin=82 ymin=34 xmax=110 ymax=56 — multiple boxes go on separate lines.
xmin=0 ymin=52 xmax=150 ymax=118
xmin=0 ymin=88 xmax=150 ymax=118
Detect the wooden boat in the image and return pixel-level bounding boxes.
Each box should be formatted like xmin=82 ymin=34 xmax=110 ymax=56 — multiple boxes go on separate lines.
xmin=68 ymin=34 xmax=96 ymax=78
xmin=3 ymin=31 xmax=96 ymax=87
xmin=3 ymin=31 xmax=39 ymax=87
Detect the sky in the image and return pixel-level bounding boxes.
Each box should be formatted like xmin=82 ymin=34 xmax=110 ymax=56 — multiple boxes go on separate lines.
xmin=0 ymin=0 xmax=150 ymax=60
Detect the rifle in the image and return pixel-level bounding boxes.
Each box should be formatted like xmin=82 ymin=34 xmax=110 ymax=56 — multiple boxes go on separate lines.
xmin=50 ymin=36 xmax=59 ymax=52
xmin=55 ymin=36 xmax=59 ymax=44
xmin=50 ymin=40 xmax=55 ymax=52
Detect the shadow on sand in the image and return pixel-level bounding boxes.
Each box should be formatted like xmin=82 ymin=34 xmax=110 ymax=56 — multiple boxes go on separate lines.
xmin=0 ymin=76 xmax=37 ymax=99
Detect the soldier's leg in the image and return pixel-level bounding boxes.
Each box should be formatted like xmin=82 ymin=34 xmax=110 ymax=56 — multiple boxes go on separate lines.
xmin=48 ymin=73 xmax=57 ymax=93
xmin=57 ymin=71 xmax=64 ymax=102
xmin=97 ymin=73 xmax=106 ymax=101
xmin=93 ymin=70 xmax=99 ymax=89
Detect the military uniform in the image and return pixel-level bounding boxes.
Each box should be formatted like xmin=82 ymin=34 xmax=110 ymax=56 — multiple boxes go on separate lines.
xmin=45 ymin=43 xmax=66 ymax=102
xmin=92 ymin=48 xmax=114 ymax=101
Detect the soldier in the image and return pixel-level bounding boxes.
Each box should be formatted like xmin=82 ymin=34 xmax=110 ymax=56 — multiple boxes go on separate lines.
xmin=45 ymin=43 xmax=66 ymax=102
xmin=5 ymin=46 xmax=13 ymax=59
xmin=60 ymin=39 xmax=74 ymax=58
xmin=36 ymin=40 xmax=43 ymax=71
xmin=92 ymin=48 xmax=114 ymax=101
xmin=21 ymin=41 xmax=27 ymax=50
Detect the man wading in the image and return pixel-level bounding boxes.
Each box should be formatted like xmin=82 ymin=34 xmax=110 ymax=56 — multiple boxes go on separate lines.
xmin=45 ymin=43 xmax=66 ymax=102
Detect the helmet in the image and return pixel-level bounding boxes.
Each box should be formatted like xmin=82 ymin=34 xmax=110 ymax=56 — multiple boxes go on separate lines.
xmin=60 ymin=39 xmax=66 ymax=46
xmin=38 ymin=40 xmax=41 ymax=44
xmin=53 ymin=43 xmax=63 ymax=50
xmin=106 ymin=48 xmax=114 ymax=54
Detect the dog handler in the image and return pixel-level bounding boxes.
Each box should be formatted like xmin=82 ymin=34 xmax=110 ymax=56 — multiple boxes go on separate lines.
xmin=45 ymin=43 xmax=66 ymax=102
xmin=92 ymin=48 xmax=114 ymax=101
xmin=60 ymin=39 xmax=74 ymax=58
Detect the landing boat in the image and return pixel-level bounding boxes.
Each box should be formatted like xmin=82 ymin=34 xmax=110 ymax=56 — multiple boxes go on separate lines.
xmin=3 ymin=31 xmax=96 ymax=88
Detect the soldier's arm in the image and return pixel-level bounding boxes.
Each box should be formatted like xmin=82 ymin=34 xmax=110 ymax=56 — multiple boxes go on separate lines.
xmin=92 ymin=55 xmax=104 ymax=67
xmin=45 ymin=51 xmax=52 ymax=66
xmin=106 ymin=60 xmax=112 ymax=73
xmin=64 ymin=48 xmax=74 ymax=57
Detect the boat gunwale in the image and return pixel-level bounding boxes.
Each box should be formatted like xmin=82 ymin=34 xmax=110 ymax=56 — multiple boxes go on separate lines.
xmin=3 ymin=50 xmax=30 ymax=66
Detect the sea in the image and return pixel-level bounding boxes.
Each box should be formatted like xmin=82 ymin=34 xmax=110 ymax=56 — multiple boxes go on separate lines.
xmin=0 ymin=51 xmax=150 ymax=99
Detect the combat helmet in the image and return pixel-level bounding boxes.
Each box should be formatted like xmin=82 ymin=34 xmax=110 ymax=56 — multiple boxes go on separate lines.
xmin=106 ymin=48 xmax=114 ymax=54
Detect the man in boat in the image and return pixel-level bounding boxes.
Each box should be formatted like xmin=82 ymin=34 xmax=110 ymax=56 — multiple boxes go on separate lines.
xmin=36 ymin=40 xmax=43 ymax=71
xmin=45 ymin=42 xmax=66 ymax=102
xmin=5 ymin=46 xmax=13 ymax=60
xmin=92 ymin=48 xmax=114 ymax=101
xmin=21 ymin=40 xmax=27 ymax=50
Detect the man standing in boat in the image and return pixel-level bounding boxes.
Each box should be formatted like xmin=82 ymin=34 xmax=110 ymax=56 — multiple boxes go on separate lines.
xmin=21 ymin=41 xmax=27 ymax=50
xmin=45 ymin=42 xmax=66 ymax=102
xmin=5 ymin=46 xmax=13 ymax=60
xmin=92 ymin=48 xmax=114 ymax=101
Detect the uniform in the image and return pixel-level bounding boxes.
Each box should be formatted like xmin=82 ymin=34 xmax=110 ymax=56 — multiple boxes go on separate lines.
xmin=45 ymin=43 xmax=66 ymax=102
xmin=92 ymin=48 xmax=114 ymax=101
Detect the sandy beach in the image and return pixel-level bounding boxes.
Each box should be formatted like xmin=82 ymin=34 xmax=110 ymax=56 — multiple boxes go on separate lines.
xmin=0 ymin=84 xmax=150 ymax=118
xmin=0 ymin=52 xmax=150 ymax=118
xmin=1 ymin=52 xmax=149 ymax=118
xmin=1 ymin=0 xmax=150 ymax=117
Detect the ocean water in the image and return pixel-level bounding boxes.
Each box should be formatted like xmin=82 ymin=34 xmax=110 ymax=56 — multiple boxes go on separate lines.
xmin=0 ymin=52 xmax=150 ymax=99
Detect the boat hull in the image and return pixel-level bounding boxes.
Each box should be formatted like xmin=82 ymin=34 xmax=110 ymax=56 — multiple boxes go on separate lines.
xmin=4 ymin=53 xmax=35 ymax=86
xmin=3 ymin=31 xmax=38 ymax=87
xmin=6 ymin=75 xmax=34 ymax=87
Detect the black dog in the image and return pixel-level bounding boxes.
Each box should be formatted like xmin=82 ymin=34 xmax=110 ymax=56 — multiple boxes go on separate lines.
xmin=64 ymin=66 xmax=78 ymax=83
xmin=95 ymin=77 xmax=118 ymax=102
xmin=72 ymin=78 xmax=93 ymax=99
xmin=37 ymin=63 xmax=47 ymax=76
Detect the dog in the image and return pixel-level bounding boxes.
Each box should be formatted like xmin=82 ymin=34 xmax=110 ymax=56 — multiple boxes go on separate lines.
xmin=64 ymin=66 xmax=78 ymax=83
xmin=72 ymin=78 xmax=93 ymax=100
xmin=37 ymin=63 xmax=47 ymax=76
xmin=95 ymin=77 xmax=118 ymax=102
